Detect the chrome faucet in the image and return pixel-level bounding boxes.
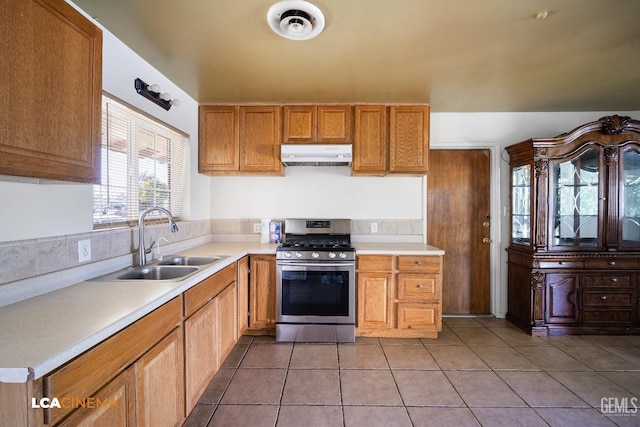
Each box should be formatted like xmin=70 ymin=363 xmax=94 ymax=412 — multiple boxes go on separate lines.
xmin=138 ymin=207 xmax=179 ymax=266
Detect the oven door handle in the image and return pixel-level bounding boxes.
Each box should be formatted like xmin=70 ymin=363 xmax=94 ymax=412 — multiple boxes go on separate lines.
xmin=278 ymin=262 xmax=355 ymax=268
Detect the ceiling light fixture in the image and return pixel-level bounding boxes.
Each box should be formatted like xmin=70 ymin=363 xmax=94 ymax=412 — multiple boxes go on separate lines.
xmin=134 ymin=78 xmax=180 ymax=110
xmin=267 ymin=0 xmax=325 ymax=41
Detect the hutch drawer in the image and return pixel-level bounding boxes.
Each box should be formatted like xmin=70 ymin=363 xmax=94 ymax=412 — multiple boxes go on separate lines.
xmin=582 ymin=274 xmax=633 ymax=288
xmin=583 ymin=291 xmax=636 ymax=306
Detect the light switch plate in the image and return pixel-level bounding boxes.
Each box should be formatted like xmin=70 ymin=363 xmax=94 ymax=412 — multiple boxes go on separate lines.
xmin=78 ymin=239 xmax=91 ymax=263
xmin=371 ymin=222 xmax=378 ymax=233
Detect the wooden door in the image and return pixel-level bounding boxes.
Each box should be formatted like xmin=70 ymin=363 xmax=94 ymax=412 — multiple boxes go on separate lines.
xmin=357 ymin=272 xmax=394 ymax=329
xmin=239 ymin=106 xmax=282 ymax=174
xmin=198 ymin=106 xmax=239 ymax=173
xmin=389 ymin=105 xmax=430 ymax=174
xmin=427 ymin=149 xmax=490 ymax=314
xmin=249 ymin=255 xmax=276 ymax=330
xmin=184 ymin=299 xmax=217 ymax=412
xmin=283 ymin=106 xmax=316 ymax=142
xmin=237 ymin=257 xmax=249 ymax=335
xmin=317 ymin=105 xmax=352 ymax=143
xmin=136 ymin=328 xmax=184 ymax=427
xmin=217 ymin=282 xmax=238 ymax=362
xmin=352 ymin=105 xmax=387 ymax=175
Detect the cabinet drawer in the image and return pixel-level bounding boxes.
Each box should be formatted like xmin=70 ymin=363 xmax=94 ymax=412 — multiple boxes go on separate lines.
xmin=583 ymin=291 xmax=635 ymax=306
xmin=582 ymin=309 xmax=635 ymax=324
xmin=357 ymin=255 xmax=394 ymax=271
xmin=396 ymin=303 xmax=441 ymax=330
xmin=397 ymin=255 xmax=441 ymax=272
xmin=397 ymin=274 xmax=439 ymax=301
xmin=582 ymin=274 xmax=633 ymax=288
xmin=184 ymin=263 xmax=237 ymax=317
xmin=584 ymin=258 xmax=638 ymax=269
xmin=537 ymin=260 xmax=584 ymax=269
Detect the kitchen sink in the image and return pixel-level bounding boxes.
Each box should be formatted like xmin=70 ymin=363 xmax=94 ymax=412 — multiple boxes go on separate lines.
xmin=116 ymin=266 xmax=199 ymax=281
xmin=157 ymin=255 xmax=225 ymax=266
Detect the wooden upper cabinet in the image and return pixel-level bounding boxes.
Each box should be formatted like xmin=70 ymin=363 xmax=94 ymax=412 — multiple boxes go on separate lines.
xmin=389 ymin=105 xmax=430 ymax=174
xmin=0 ymin=0 xmax=102 ymax=183
xmin=352 ymin=105 xmax=388 ymax=175
xmin=283 ymin=105 xmax=352 ymax=143
xmin=283 ymin=106 xmax=316 ymax=142
xmin=199 ymin=106 xmax=239 ymax=173
xmin=199 ymin=105 xmax=282 ymax=175
xmin=239 ymin=106 xmax=282 ymax=174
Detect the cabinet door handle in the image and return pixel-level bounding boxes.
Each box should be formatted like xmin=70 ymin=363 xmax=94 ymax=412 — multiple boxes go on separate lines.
xmin=601 ymin=295 xmax=607 ymax=301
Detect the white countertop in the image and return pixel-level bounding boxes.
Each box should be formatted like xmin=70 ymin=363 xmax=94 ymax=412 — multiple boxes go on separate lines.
xmin=0 ymin=241 xmax=442 ymax=383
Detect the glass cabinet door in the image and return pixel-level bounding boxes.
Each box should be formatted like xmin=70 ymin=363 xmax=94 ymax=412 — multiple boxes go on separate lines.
xmin=511 ymin=164 xmax=531 ymax=245
xmin=621 ymin=147 xmax=640 ymax=247
xmin=551 ymin=148 xmax=601 ymax=248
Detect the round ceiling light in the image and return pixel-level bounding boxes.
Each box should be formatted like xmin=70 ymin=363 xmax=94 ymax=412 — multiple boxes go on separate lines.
xmin=267 ymin=0 xmax=325 ymax=41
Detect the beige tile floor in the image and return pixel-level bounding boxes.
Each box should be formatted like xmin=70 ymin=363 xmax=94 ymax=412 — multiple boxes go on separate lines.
xmin=183 ymin=317 xmax=640 ymax=427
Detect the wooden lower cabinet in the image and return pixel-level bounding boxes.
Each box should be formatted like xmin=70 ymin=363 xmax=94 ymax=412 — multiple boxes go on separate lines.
xmin=357 ymin=270 xmax=394 ymax=330
xmin=184 ymin=298 xmax=218 ymax=411
xmin=183 ymin=264 xmax=237 ymax=413
xmin=507 ymin=253 xmax=640 ymax=335
xmin=357 ymin=254 xmax=442 ymax=338
xmin=43 ymin=297 xmax=183 ymax=426
xmin=136 ymin=328 xmax=184 ymax=427
xmin=58 ymin=367 xmax=136 ymax=427
xmin=248 ymin=255 xmax=276 ymax=332
xmin=237 ymin=257 xmax=249 ymax=335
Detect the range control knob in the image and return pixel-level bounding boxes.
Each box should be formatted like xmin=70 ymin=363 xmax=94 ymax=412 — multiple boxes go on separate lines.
xmin=328 ymin=252 xmax=337 ymax=259
xmin=285 ymin=252 xmax=292 ymax=258
xmin=312 ymin=252 xmax=320 ymax=259
xmin=339 ymin=252 xmax=347 ymax=259
xmin=296 ymin=251 xmax=303 ymax=258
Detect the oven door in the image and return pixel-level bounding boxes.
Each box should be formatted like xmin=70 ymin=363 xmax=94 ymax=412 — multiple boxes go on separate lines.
xmin=276 ymin=262 xmax=355 ymax=325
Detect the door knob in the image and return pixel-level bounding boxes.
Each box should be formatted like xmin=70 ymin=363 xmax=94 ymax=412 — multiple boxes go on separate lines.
xmin=482 ymin=221 xmax=490 ymax=228
xmin=482 ymin=237 xmax=492 ymax=244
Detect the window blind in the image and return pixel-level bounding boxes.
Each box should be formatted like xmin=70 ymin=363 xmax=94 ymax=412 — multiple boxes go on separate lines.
xmin=93 ymin=95 xmax=188 ymax=226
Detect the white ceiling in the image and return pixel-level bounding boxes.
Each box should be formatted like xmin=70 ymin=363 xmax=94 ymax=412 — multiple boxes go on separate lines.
xmin=73 ymin=0 xmax=640 ymax=112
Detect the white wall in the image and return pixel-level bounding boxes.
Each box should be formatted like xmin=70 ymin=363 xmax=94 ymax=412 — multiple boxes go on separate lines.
xmin=0 ymin=3 xmax=209 ymax=243
xmin=210 ymin=167 xmax=423 ymax=220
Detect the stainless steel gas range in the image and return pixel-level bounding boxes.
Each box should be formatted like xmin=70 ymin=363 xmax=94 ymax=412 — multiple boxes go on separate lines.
xmin=276 ymin=219 xmax=356 ymax=342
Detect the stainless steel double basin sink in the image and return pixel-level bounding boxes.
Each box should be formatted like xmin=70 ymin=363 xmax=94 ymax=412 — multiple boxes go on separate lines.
xmin=90 ymin=255 xmax=228 ymax=282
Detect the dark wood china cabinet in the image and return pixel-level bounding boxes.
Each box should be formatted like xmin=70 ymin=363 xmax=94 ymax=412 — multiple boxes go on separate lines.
xmin=506 ymin=115 xmax=640 ymax=335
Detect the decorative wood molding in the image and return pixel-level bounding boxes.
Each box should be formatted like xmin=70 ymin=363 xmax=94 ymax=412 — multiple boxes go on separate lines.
xmin=531 ymin=272 xmax=545 ymax=326
xmin=600 ymin=115 xmax=631 ymax=135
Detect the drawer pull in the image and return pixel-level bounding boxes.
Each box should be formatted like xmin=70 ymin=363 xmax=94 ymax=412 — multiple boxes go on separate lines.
xmin=609 ymin=261 xmax=616 ymax=266
xmin=558 ymin=261 xmax=564 ymax=265
xmin=417 ymin=284 xmax=424 ymax=289
xmin=611 ymin=278 xmax=618 ymax=282
xmin=415 ymin=261 xmax=423 ymax=265
xmin=601 ymin=296 xmax=607 ymax=301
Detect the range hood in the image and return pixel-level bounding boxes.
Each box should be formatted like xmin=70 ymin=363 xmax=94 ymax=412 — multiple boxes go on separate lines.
xmin=281 ymin=144 xmax=352 ymax=166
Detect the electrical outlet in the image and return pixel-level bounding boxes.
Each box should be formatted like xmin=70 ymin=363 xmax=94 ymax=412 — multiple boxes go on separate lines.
xmin=253 ymin=223 xmax=262 ymax=233
xmin=371 ymin=222 xmax=378 ymax=233
xmin=78 ymin=239 xmax=91 ymax=263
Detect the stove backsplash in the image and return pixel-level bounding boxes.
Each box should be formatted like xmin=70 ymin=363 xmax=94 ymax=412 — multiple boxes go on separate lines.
xmin=211 ymin=219 xmax=424 ymax=243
